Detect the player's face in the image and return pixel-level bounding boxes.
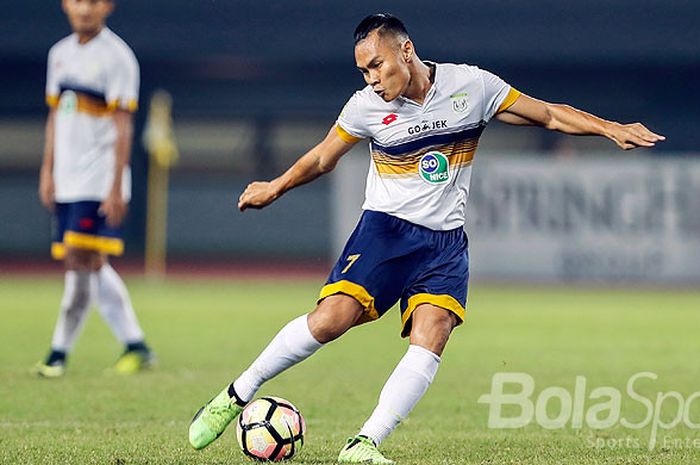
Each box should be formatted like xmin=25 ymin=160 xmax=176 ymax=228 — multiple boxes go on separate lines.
xmin=62 ymin=0 xmax=113 ymax=36
xmin=355 ymin=31 xmax=412 ymax=102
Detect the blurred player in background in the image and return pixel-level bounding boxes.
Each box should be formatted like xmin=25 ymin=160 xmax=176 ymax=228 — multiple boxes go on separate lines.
xmin=34 ymin=0 xmax=154 ymax=378
xmin=189 ymin=13 xmax=664 ymax=464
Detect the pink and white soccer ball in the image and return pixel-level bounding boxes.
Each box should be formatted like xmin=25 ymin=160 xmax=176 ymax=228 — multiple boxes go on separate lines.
xmin=236 ymin=396 xmax=305 ymax=461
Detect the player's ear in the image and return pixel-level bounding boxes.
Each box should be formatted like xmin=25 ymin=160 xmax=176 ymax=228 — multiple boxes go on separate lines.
xmin=104 ymin=0 xmax=115 ymax=16
xmin=402 ymin=39 xmax=414 ymax=63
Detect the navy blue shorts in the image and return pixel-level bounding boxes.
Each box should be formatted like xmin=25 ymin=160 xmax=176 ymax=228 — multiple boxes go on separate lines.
xmin=51 ymin=201 xmax=124 ymax=260
xmin=319 ymin=210 xmax=469 ymax=337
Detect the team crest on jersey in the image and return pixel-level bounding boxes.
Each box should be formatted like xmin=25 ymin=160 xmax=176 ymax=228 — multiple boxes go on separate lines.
xmin=419 ymin=151 xmax=450 ymax=184
xmin=58 ymin=90 xmax=77 ymax=114
xmin=450 ymin=92 xmax=469 ymax=113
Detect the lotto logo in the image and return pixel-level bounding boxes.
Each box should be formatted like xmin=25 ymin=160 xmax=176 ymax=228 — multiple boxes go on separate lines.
xmin=382 ymin=113 xmax=398 ymax=125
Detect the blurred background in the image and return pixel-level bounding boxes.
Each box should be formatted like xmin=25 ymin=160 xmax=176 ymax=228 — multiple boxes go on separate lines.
xmin=1 ymin=0 xmax=698 ymax=283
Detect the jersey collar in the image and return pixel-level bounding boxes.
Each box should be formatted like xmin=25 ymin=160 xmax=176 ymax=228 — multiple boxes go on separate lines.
xmin=72 ymin=26 xmax=109 ymax=47
xmin=397 ymin=61 xmax=439 ymax=108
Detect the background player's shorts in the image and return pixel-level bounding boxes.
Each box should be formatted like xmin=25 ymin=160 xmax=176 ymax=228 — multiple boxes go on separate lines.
xmin=51 ymin=201 xmax=124 ymax=260
xmin=319 ymin=210 xmax=469 ymax=337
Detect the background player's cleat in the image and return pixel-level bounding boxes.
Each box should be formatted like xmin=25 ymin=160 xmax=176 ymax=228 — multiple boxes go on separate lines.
xmin=189 ymin=388 xmax=244 ymax=450
xmin=32 ymin=360 xmax=66 ymax=378
xmin=338 ymin=435 xmax=395 ymax=464
xmin=115 ymin=349 xmax=156 ymax=374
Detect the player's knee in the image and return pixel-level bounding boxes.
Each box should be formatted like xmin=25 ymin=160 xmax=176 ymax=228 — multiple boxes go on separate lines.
xmin=307 ymin=311 xmax=345 ymax=343
xmin=64 ymin=248 xmax=102 ymax=272
xmin=308 ymin=294 xmax=363 ymax=343
xmin=409 ymin=306 xmax=457 ymax=356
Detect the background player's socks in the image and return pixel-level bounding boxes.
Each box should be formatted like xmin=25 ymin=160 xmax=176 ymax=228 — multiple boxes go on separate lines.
xmin=232 ymin=314 xmax=322 ymax=402
xmin=358 ymin=344 xmax=440 ymax=445
xmin=96 ymin=263 xmax=145 ymax=343
xmin=44 ymin=349 xmax=66 ymax=366
xmin=125 ymin=341 xmax=149 ymax=352
xmin=50 ymin=270 xmax=97 ymax=352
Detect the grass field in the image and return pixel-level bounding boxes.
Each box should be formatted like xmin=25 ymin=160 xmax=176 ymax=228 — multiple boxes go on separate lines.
xmin=1 ymin=275 xmax=699 ymax=464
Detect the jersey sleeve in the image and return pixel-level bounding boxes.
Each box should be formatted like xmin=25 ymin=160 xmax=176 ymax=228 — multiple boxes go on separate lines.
xmin=479 ymin=68 xmax=521 ymax=122
xmin=105 ymin=48 xmax=140 ymax=112
xmin=45 ymin=46 xmax=60 ymax=108
xmin=335 ymin=92 xmax=370 ymax=143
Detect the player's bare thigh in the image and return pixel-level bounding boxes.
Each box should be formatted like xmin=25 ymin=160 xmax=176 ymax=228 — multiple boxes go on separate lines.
xmin=63 ymin=247 xmax=105 ymax=272
xmin=409 ymin=304 xmax=458 ymax=356
xmin=307 ymin=294 xmax=365 ymax=344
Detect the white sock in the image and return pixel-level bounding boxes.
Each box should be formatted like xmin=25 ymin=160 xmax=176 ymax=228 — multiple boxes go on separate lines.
xmin=50 ymin=271 xmax=97 ymax=352
xmin=358 ymin=344 xmax=441 ymax=445
xmin=232 ymin=314 xmax=323 ymax=402
xmin=96 ymin=264 xmax=145 ymax=344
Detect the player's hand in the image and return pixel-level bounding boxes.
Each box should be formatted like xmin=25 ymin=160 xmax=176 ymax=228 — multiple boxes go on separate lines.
xmin=608 ymin=122 xmax=665 ymax=150
xmin=38 ymin=169 xmax=55 ymax=212
xmin=238 ymin=181 xmax=280 ymax=211
xmin=100 ymin=190 xmax=128 ymax=227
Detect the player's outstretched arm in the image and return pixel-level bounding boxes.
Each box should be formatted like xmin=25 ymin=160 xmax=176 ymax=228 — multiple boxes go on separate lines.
xmin=39 ymin=108 xmax=56 ymax=211
xmin=496 ymin=93 xmax=665 ymax=150
xmin=238 ymin=125 xmax=357 ymax=211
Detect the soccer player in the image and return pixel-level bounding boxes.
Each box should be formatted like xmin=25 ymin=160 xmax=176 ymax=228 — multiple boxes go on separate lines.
xmin=189 ymin=14 xmax=664 ymax=463
xmin=34 ymin=0 xmax=154 ymax=378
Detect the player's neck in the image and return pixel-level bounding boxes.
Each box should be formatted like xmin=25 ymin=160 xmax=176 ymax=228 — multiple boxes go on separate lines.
xmin=75 ymin=26 xmax=104 ymax=45
xmin=402 ymin=60 xmax=433 ymax=105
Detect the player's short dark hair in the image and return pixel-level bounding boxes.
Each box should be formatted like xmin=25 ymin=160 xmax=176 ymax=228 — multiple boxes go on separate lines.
xmin=354 ymin=13 xmax=409 ymax=45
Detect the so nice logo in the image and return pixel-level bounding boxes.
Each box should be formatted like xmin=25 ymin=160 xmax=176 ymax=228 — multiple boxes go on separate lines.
xmin=58 ymin=90 xmax=77 ymax=114
xmin=478 ymin=372 xmax=700 ymax=450
xmin=419 ymin=151 xmax=450 ymax=185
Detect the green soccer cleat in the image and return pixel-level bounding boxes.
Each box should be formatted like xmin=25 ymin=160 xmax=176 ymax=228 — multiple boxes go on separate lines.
xmin=115 ymin=349 xmax=156 ymax=374
xmin=338 ymin=435 xmax=395 ymax=464
xmin=189 ymin=387 xmax=244 ymax=450
xmin=32 ymin=361 xmax=66 ymax=378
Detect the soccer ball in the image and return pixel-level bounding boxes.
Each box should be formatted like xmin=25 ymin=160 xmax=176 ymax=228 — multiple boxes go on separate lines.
xmin=236 ymin=396 xmax=305 ymax=461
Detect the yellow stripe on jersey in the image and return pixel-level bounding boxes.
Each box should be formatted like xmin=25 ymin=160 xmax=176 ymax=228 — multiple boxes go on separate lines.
xmin=335 ymin=124 xmax=364 ymax=144
xmin=76 ymin=94 xmax=111 ymax=117
xmin=371 ymin=137 xmax=479 ymax=177
xmin=46 ymin=95 xmax=59 ymax=108
xmin=108 ymin=98 xmax=139 ymax=113
xmin=372 ymin=138 xmax=479 ymax=165
xmin=496 ymin=87 xmax=522 ymax=114
xmin=450 ymin=145 xmax=479 ymax=169
xmin=52 ymin=93 xmax=138 ymax=116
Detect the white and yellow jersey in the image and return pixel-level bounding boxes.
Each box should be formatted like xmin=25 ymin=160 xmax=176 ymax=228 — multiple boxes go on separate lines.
xmin=46 ymin=27 xmax=139 ymax=202
xmin=336 ymin=62 xmax=519 ymax=231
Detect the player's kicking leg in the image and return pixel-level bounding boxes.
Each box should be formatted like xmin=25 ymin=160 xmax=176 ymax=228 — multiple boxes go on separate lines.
xmin=338 ymin=305 xmax=457 ymax=464
xmin=188 ymin=294 xmax=363 ymax=450
xmin=95 ymin=261 xmax=155 ymax=373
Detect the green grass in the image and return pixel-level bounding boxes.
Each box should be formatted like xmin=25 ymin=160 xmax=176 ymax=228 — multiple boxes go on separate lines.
xmin=1 ymin=276 xmax=699 ymax=464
